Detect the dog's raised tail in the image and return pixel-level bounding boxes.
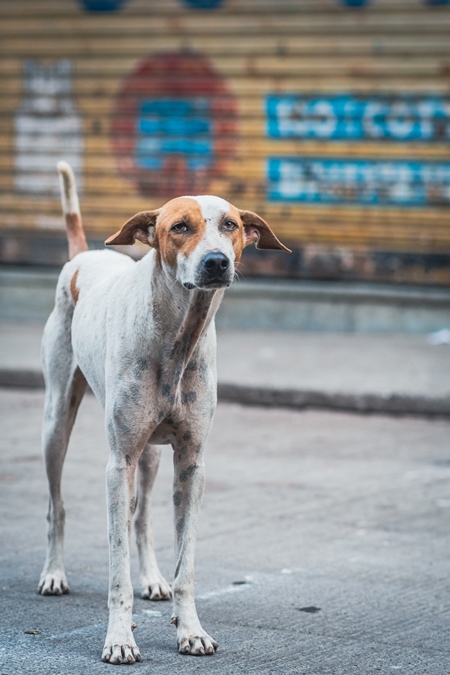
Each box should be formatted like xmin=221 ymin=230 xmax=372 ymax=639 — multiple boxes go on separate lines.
xmin=57 ymin=161 xmax=88 ymax=260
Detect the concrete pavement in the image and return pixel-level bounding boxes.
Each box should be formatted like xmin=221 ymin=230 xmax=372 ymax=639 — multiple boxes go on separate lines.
xmin=1 ymin=264 xmax=449 ymax=415
xmin=0 ymin=321 xmax=449 ymax=416
xmin=1 ymin=390 xmax=449 ymax=674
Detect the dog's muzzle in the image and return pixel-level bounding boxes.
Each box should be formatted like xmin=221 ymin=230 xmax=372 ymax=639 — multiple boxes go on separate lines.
xmin=190 ymin=250 xmax=233 ymax=290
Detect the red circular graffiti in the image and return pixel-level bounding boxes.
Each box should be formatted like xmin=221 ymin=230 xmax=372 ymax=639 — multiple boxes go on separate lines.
xmin=111 ymin=52 xmax=237 ymax=198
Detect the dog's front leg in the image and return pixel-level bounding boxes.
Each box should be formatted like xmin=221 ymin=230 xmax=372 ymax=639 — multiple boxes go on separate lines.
xmin=135 ymin=443 xmax=172 ymax=600
xmin=102 ymin=416 xmax=145 ymax=665
xmin=171 ymin=442 xmax=218 ymax=656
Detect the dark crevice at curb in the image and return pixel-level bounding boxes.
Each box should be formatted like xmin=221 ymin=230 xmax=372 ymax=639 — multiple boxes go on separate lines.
xmin=1 ymin=370 xmax=449 ymax=419
xmin=0 ymin=369 xmax=44 ymax=389
xmin=218 ymin=384 xmax=450 ymax=419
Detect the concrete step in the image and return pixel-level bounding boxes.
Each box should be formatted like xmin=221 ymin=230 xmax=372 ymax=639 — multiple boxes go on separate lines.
xmin=1 ymin=265 xmax=450 ymax=332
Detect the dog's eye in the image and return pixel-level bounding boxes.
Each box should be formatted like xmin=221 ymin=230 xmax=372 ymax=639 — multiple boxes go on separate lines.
xmin=171 ymin=222 xmax=189 ymax=234
xmin=223 ymin=220 xmax=238 ymax=232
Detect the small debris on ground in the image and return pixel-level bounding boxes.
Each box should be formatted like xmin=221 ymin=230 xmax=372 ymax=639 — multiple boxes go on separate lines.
xmin=23 ymin=629 xmax=41 ymax=635
xmin=141 ymin=609 xmax=162 ymax=618
xmin=297 ymin=606 xmax=321 ymax=613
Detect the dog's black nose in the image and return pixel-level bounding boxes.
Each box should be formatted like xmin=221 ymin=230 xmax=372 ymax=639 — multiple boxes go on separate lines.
xmin=202 ymin=251 xmax=230 ymax=274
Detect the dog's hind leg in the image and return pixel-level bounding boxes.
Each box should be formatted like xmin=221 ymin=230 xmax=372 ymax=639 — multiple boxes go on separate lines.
xmin=38 ymin=308 xmax=87 ymax=595
xmin=134 ymin=443 xmax=172 ymax=600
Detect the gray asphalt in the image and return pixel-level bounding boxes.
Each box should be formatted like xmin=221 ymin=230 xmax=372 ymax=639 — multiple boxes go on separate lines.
xmin=1 ymin=390 xmax=450 ymax=673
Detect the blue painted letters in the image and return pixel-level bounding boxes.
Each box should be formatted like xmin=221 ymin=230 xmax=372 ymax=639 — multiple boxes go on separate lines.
xmin=268 ymin=158 xmax=450 ymax=207
xmin=266 ymin=95 xmax=450 ymax=142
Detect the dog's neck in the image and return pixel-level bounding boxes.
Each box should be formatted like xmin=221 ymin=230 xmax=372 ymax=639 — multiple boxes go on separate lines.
xmin=137 ymin=251 xmax=225 ymax=399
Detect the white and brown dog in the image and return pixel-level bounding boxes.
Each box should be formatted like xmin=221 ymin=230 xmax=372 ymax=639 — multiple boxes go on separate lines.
xmin=38 ymin=162 xmax=290 ymax=664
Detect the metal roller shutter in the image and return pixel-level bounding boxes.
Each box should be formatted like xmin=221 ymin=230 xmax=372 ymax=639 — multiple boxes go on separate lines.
xmin=1 ymin=0 xmax=449 ymax=283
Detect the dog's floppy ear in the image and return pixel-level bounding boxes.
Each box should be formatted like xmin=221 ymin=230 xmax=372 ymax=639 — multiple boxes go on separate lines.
xmin=105 ymin=210 xmax=160 ymax=247
xmin=239 ymin=210 xmax=291 ymax=252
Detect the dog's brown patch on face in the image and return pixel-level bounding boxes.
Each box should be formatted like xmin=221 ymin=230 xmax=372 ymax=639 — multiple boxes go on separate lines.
xmin=156 ymin=197 xmax=246 ymax=267
xmin=226 ymin=204 xmax=245 ymax=263
xmin=157 ymin=198 xmax=206 ymax=267
xmin=70 ymin=269 xmax=80 ymax=304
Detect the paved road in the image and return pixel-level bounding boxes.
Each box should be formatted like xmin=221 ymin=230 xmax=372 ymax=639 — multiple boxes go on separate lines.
xmin=1 ymin=389 xmax=450 ymax=674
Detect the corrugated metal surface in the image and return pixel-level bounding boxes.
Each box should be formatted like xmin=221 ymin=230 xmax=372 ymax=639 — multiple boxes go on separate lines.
xmin=1 ymin=0 xmax=449 ymax=283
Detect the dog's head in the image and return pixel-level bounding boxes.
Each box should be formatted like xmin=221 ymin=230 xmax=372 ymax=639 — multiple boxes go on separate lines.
xmin=105 ymin=196 xmax=290 ymax=291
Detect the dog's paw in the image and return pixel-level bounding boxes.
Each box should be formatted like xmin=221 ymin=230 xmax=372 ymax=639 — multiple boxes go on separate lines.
xmin=102 ymin=639 xmax=141 ymax=665
xmin=141 ymin=575 xmax=172 ymax=601
xmin=177 ymin=629 xmax=218 ymax=656
xmin=38 ymin=571 xmax=69 ymax=596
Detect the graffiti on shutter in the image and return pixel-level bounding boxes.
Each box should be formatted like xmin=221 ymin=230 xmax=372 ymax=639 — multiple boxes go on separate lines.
xmin=14 ymin=60 xmax=83 ymax=197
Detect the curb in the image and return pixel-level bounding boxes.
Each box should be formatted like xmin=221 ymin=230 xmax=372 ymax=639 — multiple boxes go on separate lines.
xmin=218 ymin=384 xmax=450 ymax=418
xmin=0 ymin=369 xmax=44 ymax=389
xmin=1 ymin=368 xmax=449 ymax=418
